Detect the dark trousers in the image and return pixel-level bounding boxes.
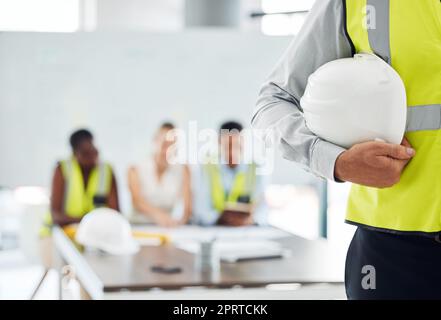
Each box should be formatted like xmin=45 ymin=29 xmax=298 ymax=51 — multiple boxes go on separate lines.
xmin=345 ymin=227 xmax=441 ymax=300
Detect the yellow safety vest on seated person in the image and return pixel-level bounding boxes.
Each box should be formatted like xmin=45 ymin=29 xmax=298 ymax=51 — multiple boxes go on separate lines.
xmin=40 ymin=158 xmax=112 ymax=236
xmin=205 ymin=163 xmax=256 ymax=213
xmin=344 ymin=0 xmax=441 ymax=235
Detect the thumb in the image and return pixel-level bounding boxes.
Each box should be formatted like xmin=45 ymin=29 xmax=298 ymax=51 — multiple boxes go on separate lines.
xmin=401 ymin=137 xmax=412 ymax=148
xmin=381 ymin=143 xmax=415 ymax=160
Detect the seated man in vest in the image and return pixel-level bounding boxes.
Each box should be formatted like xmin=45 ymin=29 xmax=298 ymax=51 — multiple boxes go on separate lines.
xmin=193 ymin=121 xmax=267 ymax=226
xmin=48 ymin=129 xmax=119 ymax=228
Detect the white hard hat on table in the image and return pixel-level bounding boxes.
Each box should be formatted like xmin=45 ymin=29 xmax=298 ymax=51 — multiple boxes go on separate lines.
xmin=75 ymin=208 xmax=139 ymax=255
xmin=301 ymin=53 xmax=407 ymax=149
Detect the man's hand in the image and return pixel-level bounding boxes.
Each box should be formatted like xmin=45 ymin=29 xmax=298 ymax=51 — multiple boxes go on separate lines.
xmin=217 ymin=210 xmax=253 ymax=227
xmin=334 ymin=138 xmax=415 ymax=188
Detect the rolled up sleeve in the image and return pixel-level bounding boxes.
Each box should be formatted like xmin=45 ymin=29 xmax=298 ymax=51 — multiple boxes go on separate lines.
xmin=252 ymin=0 xmax=353 ymax=181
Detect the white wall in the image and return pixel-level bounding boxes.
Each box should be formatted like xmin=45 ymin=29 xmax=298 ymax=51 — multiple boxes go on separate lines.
xmin=0 ymin=31 xmax=321 ymax=212
xmin=92 ymin=0 xmax=262 ymax=32
xmin=95 ymin=0 xmax=183 ymax=31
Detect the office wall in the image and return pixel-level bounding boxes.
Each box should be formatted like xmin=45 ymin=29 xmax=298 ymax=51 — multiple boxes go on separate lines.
xmin=95 ymin=0 xmax=183 ymax=31
xmin=0 ymin=31 xmax=321 ymax=212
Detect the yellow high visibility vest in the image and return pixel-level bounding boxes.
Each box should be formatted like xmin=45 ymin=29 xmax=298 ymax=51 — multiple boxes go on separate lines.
xmin=344 ymin=0 xmax=441 ymax=235
xmin=40 ymin=158 xmax=112 ymax=235
xmin=205 ymin=163 xmax=256 ymax=213
xmin=61 ymin=158 xmax=112 ymax=217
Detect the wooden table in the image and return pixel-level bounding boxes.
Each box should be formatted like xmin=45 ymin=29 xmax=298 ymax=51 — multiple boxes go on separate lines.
xmin=53 ymin=225 xmax=345 ymax=300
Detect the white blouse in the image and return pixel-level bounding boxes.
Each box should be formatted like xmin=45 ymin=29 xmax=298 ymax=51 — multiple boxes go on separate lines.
xmin=131 ymin=157 xmax=184 ymax=222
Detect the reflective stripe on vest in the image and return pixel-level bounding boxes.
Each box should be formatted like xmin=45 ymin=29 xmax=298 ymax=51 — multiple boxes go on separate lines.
xmin=206 ymin=164 xmax=256 ymax=213
xmin=407 ymin=105 xmax=441 ymax=132
xmin=345 ymin=0 xmax=441 ymax=234
xmin=366 ymin=0 xmax=391 ymax=64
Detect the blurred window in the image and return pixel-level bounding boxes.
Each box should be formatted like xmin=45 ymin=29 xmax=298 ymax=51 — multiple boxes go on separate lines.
xmin=266 ymin=184 xmax=320 ymax=239
xmin=260 ymin=0 xmax=314 ymax=36
xmin=0 ymin=0 xmax=80 ymax=32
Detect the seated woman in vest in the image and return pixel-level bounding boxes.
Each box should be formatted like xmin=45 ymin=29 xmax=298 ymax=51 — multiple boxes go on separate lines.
xmin=127 ymin=122 xmax=192 ymax=227
xmin=50 ymin=129 xmax=119 ymax=227
xmin=193 ymin=121 xmax=267 ymax=226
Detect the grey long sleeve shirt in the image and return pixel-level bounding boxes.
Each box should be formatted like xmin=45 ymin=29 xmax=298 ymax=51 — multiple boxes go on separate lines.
xmin=252 ymin=0 xmax=354 ymax=181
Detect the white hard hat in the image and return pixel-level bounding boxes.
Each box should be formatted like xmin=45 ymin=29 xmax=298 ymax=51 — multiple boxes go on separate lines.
xmin=75 ymin=208 xmax=139 ymax=255
xmin=301 ymin=53 xmax=407 ymax=149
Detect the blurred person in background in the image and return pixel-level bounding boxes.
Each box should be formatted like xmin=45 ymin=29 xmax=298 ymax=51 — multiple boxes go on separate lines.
xmin=193 ymin=121 xmax=267 ymax=226
xmin=40 ymin=129 xmax=119 ymax=265
xmin=128 ymin=122 xmax=192 ymax=227
xmin=44 ymin=129 xmax=119 ymax=229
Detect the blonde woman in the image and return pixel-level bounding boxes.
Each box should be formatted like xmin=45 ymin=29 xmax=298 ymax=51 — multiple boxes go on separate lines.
xmin=128 ymin=122 xmax=191 ymax=227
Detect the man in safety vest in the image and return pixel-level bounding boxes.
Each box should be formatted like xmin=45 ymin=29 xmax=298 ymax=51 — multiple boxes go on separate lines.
xmin=252 ymin=0 xmax=441 ymax=299
xmin=40 ymin=129 xmax=119 ymax=236
xmin=193 ymin=121 xmax=267 ymax=226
